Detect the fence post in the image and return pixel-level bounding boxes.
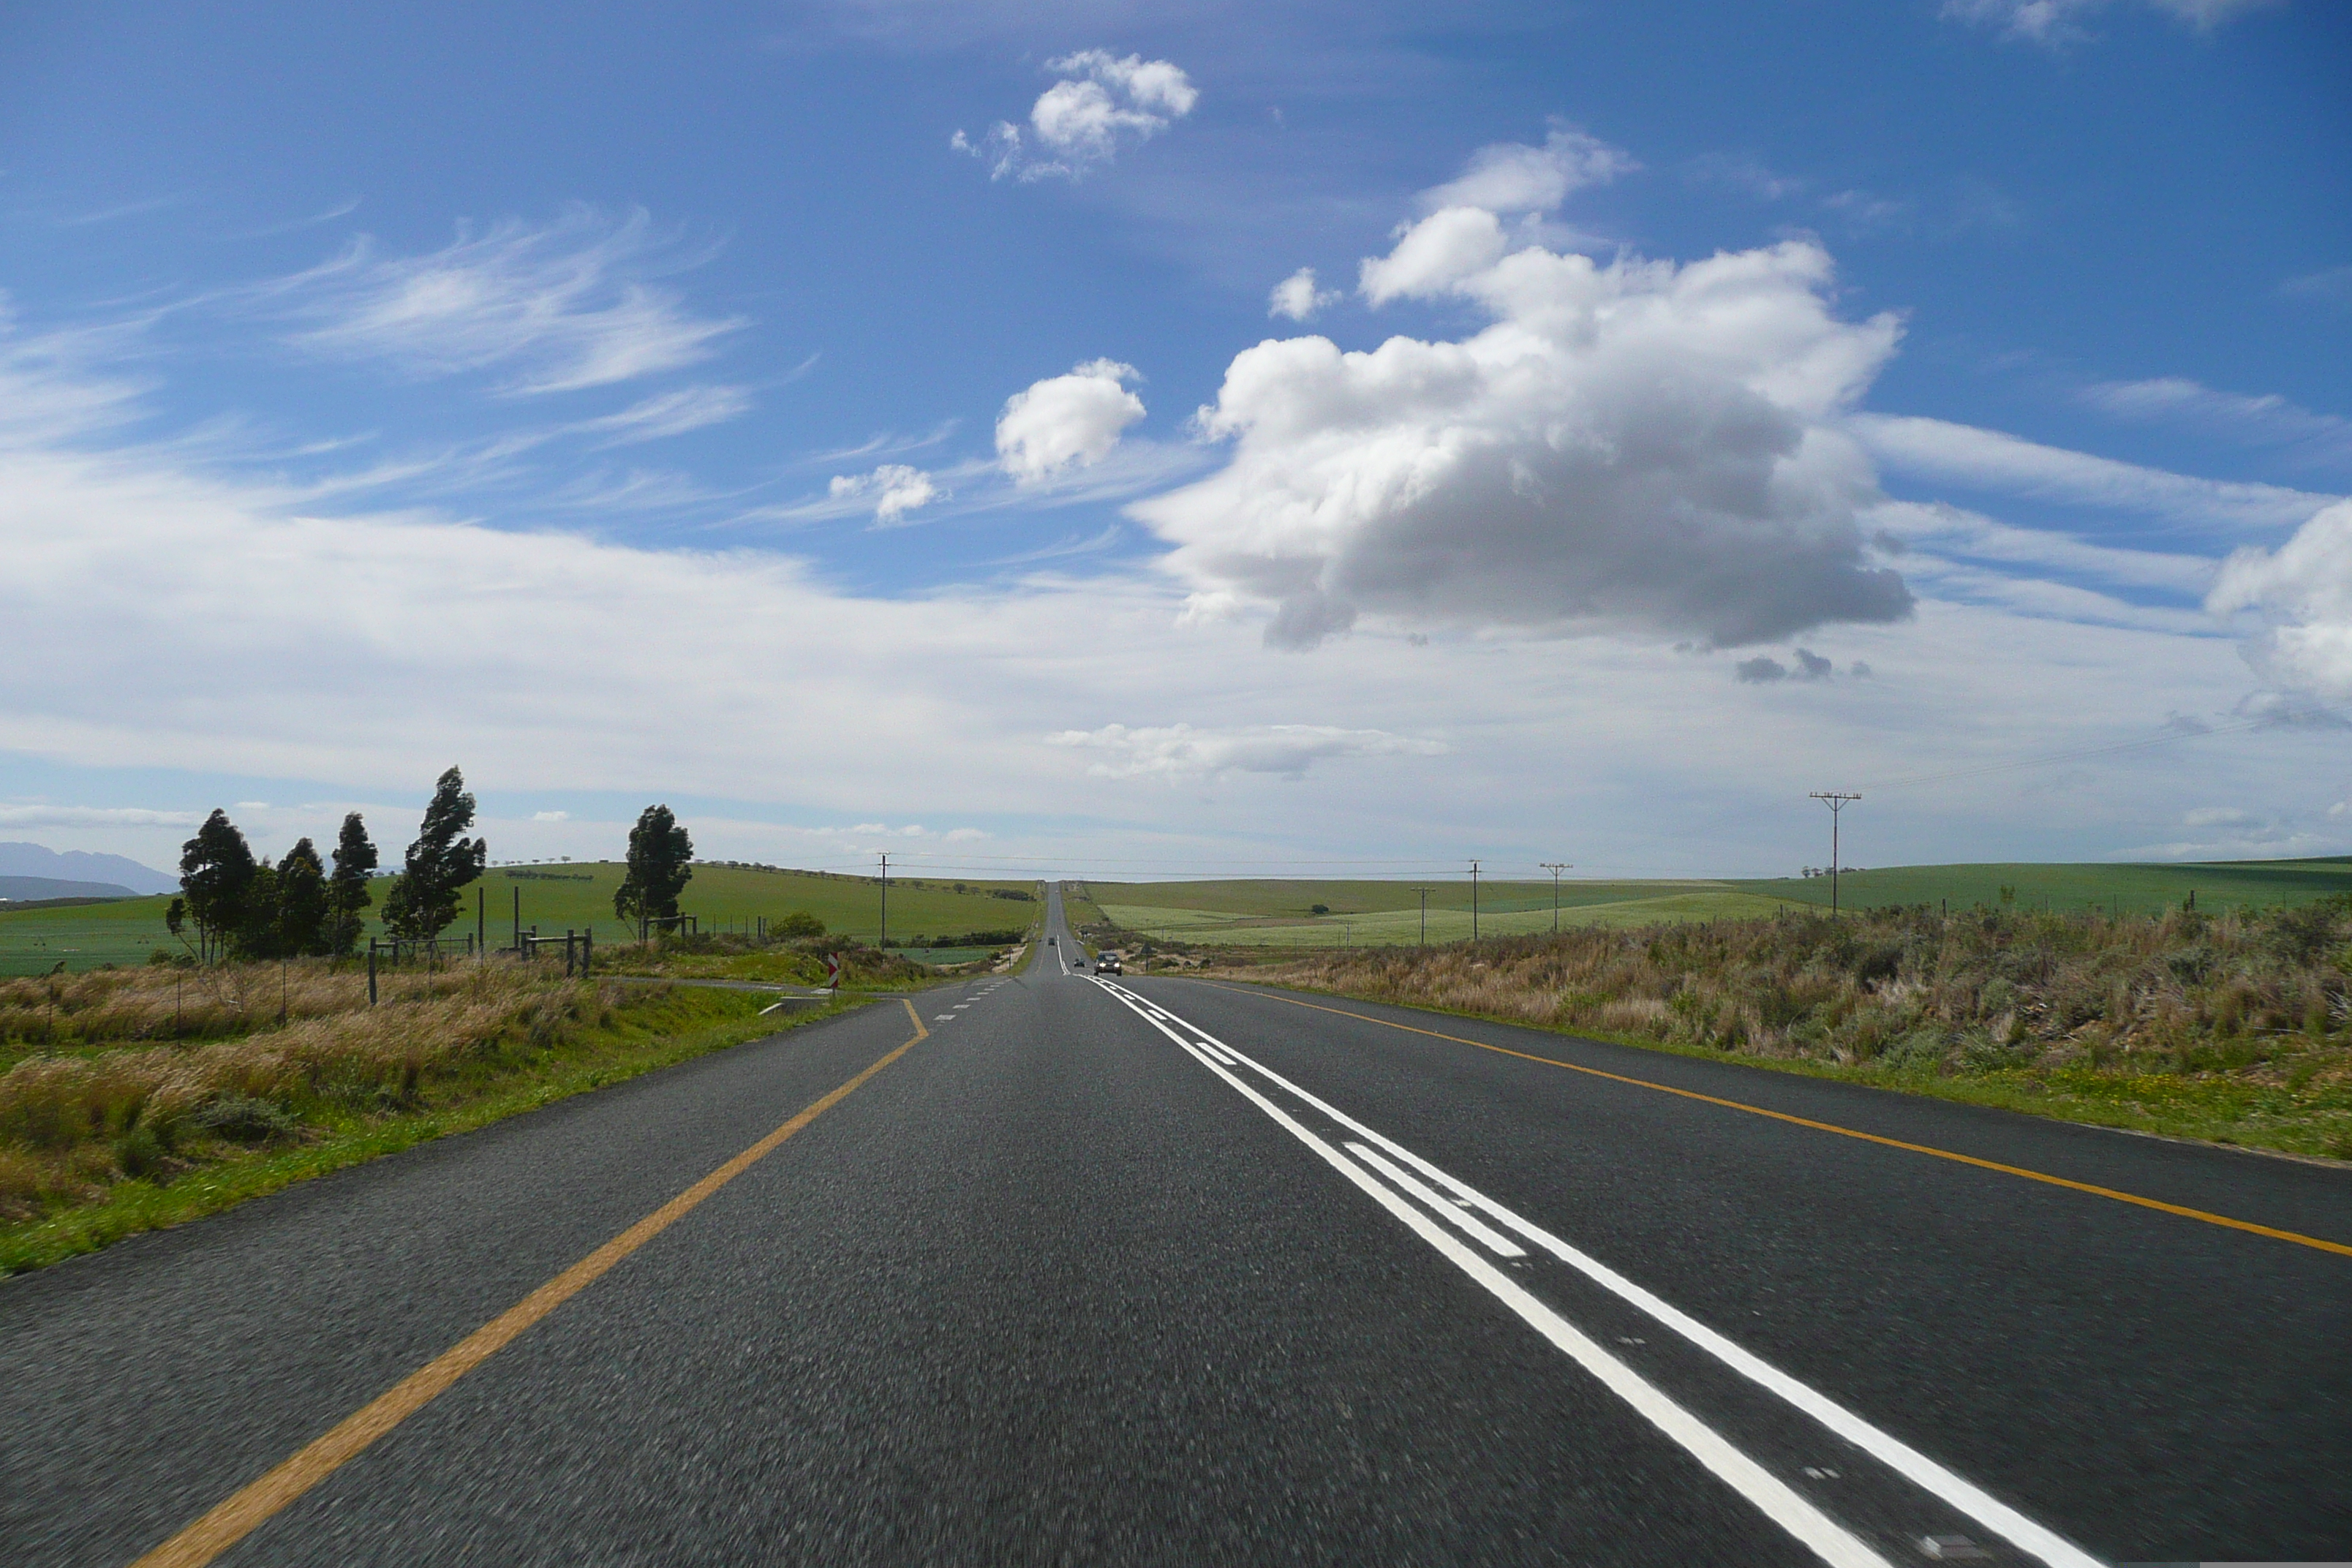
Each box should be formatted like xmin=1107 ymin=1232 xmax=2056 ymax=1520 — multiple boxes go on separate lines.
xmin=584 ymin=928 xmax=593 ymax=978
xmin=368 ymin=939 xmax=378 ymax=1006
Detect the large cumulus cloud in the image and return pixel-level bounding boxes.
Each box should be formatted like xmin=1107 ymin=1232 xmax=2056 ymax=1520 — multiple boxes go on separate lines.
xmin=2208 ymin=499 xmax=2352 ymax=697
xmin=1131 ymin=211 xmax=1915 ymax=649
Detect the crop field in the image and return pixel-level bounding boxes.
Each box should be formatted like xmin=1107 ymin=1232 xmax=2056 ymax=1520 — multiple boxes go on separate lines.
xmin=1089 ymin=881 xmax=1787 ymax=948
xmin=1084 ymin=858 xmax=2352 ymax=950
xmin=0 ymin=862 xmax=1041 ymax=976
xmin=1733 ymin=859 xmax=2352 ymax=917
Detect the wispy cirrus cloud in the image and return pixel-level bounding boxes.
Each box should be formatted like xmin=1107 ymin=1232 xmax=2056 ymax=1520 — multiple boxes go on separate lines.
xmin=2078 ymin=376 xmax=2352 ymax=470
xmin=569 ymin=384 xmax=755 ymax=445
xmin=1849 ymin=414 xmax=2338 ymax=532
xmin=1942 ymin=0 xmax=2283 ymax=46
xmin=259 ymin=206 xmax=745 ymax=394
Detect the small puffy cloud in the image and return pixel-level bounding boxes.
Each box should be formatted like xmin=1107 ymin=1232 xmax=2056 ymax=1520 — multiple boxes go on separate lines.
xmin=1416 ymin=126 xmax=1635 ymax=216
xmin=532 ymin=810 xmax=570 ymax=822
xmin=995 ymin=360 xmax=1145 ymax=483
xmin=1269 ymin=268 xmax=1338 ymax=323
xmin=1942 ymin=0 xmax=2281 ymax=44
xmin=954 ymin=51 xmax=1196 ymax=182
xmin=1735 ymin=652 xmax=1833 ymax=685
xmin=2209 ymin=500 xmax=2352 ymax=698
xmin=1048 ymin=722 xmax=1447 ymax=782
xmin=829 ymin=464 xmax=940 ymax=524
xmin=1137 ymin=216 xmax=1912 ymax=651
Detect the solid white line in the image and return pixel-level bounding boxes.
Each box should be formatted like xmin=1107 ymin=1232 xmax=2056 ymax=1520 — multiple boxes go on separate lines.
xmin=1126 ymin=1000 xmax=1893 ymax=1568
xmin=1344 ymin=1142 xmax=1526 ymax=1257
xmin=1097 ymin=979 xmax=2102 ymax=1568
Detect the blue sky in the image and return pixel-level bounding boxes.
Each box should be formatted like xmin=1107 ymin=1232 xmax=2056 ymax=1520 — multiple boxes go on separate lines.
xmin=1 ymin=0 xmax=2348 ymax=883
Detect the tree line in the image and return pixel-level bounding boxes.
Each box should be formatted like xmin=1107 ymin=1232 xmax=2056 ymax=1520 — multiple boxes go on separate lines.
xmin=165 ymin=784 xmax=731 ymax=962
xmin=168 ymin=767 xmax=486 ymax=962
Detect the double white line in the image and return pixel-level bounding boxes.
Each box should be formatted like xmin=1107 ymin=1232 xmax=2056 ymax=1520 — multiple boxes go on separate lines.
xmin=1090 ymin=977 xmax=2103 ymax=1568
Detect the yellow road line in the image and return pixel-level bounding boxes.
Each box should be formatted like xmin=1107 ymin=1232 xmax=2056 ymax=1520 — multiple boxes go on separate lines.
xmin=132 ymin=1001 xmax=932 ymax=1568
xmin=1210 ymin=984 xmax=2352 ymax=1261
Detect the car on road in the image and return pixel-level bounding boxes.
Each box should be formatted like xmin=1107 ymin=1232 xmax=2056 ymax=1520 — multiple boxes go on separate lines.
xmin=1095 ymin=954 xmax=1122 ymax=974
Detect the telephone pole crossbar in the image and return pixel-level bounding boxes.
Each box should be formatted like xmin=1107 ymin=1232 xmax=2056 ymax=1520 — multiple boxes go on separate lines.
xmin=1809 ymin=792 xmax=1862 ymax=916
xmin=1539 ymin=862 xmax=1572 ymax=933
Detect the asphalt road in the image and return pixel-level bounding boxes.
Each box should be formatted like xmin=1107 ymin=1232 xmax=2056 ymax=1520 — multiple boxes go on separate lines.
xmin=3 ymin=886 xmax=2345 ymax=1566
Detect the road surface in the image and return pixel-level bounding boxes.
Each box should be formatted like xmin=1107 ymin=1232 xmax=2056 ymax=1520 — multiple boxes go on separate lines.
xmin=3 ymin=886 xmax=2345 ymax=1565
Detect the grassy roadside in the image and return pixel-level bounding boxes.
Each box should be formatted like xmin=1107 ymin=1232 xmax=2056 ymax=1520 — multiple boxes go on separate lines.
xmin=0 ymin=975 xmax=861 ymax=1278
xmin=1208 ymin=973 xmax=2352 ymax=1163
xmin=1187 ymin=905 xmax=2352 ymax=1164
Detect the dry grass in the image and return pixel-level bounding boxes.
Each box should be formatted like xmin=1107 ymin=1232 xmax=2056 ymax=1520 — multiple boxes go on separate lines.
xmin=1207 ymin=902 xmax=2352 ymax=1157
xmin=0 ymin=959 xmax=625 ymax=1223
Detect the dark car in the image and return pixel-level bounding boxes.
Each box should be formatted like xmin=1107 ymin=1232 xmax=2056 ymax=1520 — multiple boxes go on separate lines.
xmin=1096 ymin=954 xmax=1123 ymax=975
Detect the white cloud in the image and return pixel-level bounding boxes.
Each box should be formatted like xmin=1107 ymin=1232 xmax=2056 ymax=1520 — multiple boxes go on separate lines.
xmin=1139 ymin=219 xmax=1912 ymax=649
xmin=1047 ymin=723 xmax=1448 ymax=782
xmin=0 ymin=805 xmax=198 ymax=827
xmin=1943 ymin=0 xmax=2282 ymax=43
xmin=1415 ymin=125 xmax=1635 ymax=215
xmin=829 ymin=463 xmax=941 ymax=524
xmin=1849 ymin=414 xmax=2339 ymax=532
xmin=2209 ymin=500 xmax=2352 ymax=698
xmin=1269 ymin=268 xmax=1338 ymax=323
xmin=954 ymin=50 xmax=1196 ymax=182
xmin=265 ymin=206 xmax=743 ymax=394
xmin=2282 ymin=266 xmax=2352 ymax=312
xmin=532 ymin=810 xmax=570 ymax=822
xmin=2078 ymin=377 xmax=2352 ymax=469
xmin=572 ymin=385 xmax=755 ymax=445
xmin=995 ymin=360 xmax=1145 ymax=483
xmin=1867 ymin=500 xmax=2220 ymax=596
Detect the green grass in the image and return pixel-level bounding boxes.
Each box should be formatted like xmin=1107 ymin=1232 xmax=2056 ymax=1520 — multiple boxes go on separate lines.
xmin=1101 ymin=891 xmax=1789 ymax=947
xmin=1733 ymin=859 xmax=2352 ymax=917
xmin=0 ymin=981 xmax=864 ymax=1276
xmin=0 ymin=862 xmax=1042 ymax=976
xmin=1079 ymin=861 xmax=2352 ymax=951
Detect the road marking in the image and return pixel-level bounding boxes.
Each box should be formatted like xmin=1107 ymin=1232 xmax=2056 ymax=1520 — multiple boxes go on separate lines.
xmin=1344 ymin=1142 xmax=1526 ymax=1257
xmin=129 ymin=1003 xmax=932 ymax=1568
xmin=1091 ymin=982 xmax=1894 ymax=1568
xmin=1213 ymin=986 xmax=2352 ymax=1261
xmin=1094 ymin=979 xmax=2103 ymax=1568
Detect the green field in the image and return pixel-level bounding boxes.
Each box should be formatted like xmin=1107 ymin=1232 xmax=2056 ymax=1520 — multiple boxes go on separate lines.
xmin=1083 ymin=858 xmax=2352 ymax=949
xmin=0 ymin=862 xmax=1041 ymax=976
xmin=1734 ymin=859 xmax=2352 ymax=917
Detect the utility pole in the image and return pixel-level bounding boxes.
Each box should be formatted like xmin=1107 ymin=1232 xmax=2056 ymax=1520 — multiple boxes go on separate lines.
xmin=1809 ymin=792 xmax=1862 ymax=916
xmin=1409 ymin=886 xmax=1435 ymax=947
xmin=878 ymin=851 xmax=890 ymax=951
xmin=1469 ymin=860 xmax=1482 ymax=943
xmin=1539 ymin=862 xmax=1572 ymax=932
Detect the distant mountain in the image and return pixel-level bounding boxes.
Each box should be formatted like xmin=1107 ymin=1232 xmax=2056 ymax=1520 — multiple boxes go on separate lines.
xmin=0 ymin=875 xmax=140 ymax=902
xmin=0 ymin=841 xmax=178 ymax=895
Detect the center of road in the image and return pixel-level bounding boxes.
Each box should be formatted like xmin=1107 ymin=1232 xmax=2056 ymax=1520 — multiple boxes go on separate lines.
xmin=1087 ymin=975 xmax=2103 ymax=1568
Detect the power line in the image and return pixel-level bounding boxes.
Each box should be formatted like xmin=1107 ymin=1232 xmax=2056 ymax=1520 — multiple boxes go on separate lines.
xmin=1809 ymin=793 xmax=1861 ymax=915
xmin=1539 ymin=862 xmax=1572 ymax=932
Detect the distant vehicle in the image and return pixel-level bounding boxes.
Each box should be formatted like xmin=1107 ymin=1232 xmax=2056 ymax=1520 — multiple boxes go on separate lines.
xmin=1096 ymin=954 xmax=1122 ymax=975
xmin=1047 ymin=935 xmax=1057 ymax=946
